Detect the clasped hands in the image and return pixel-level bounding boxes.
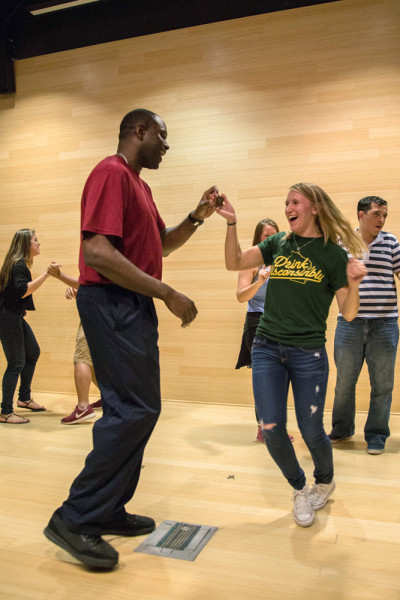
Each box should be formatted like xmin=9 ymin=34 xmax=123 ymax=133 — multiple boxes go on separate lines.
xmin=46 ymin=261 xmax=62 ymax=278
xmin=193 ymin=186 xmax=236 ymax=224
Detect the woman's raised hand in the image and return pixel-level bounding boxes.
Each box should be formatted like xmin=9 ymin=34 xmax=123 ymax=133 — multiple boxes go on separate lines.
xmin=214 ymin=194 xmax=237 ymax=223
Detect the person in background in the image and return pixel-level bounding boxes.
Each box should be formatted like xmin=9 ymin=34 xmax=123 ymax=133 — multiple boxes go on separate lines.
xmin=329 ymin=196 xmax=400 ymax=455
xmin=63 ymin=286 xmax=102 ymax=424
xmin=235 ymin=218 xmax=295 ymax=443
xmin=46 ymin=264 xmax=102 ymax=425
xmin=217 ymin=183 xmax=367 ymax=528
xmin=0 ymin=229 xmax=58 ymax=423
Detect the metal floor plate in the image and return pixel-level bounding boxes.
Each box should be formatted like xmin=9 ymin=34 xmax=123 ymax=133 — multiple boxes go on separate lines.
xmin=134 ymin=520 xmax=218 ymax=561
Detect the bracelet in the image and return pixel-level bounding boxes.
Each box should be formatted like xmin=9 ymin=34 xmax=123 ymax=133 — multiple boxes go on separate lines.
xmin=187 ymin=212 xmax=204 ymax=226
xmin=227 ymin=221 xmax=237 ymax=226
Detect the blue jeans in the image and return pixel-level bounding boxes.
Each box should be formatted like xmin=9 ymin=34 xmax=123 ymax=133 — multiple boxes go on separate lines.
xmin=332 ymin=316 xmax=399 ymax=448
xmin=60 ymin=285 xmax=161 ymax=534
xmin=0 ymin=311 xmax=40 ymax=414
xmin=252 ymin=336 xmax=333 ymax=490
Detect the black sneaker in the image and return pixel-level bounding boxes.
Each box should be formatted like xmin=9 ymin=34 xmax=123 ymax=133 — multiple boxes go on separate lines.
xmin=328 ymin=432 xmax=353 ymax=444
xmin=44 ymin=509 xmax=118 ymax=570
xmin=100 ymin=513 xmax=156 ymax=537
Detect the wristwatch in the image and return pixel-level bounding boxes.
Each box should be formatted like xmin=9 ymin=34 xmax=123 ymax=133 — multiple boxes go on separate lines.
xmin=188 ymin=212 xmax=204 ymax=226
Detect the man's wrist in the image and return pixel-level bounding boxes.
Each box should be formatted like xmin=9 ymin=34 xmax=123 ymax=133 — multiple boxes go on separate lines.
xmin=158 ymin=282 xmax=174 ymax=302
xmin=188 ymin=211 xmax=204 ymax=226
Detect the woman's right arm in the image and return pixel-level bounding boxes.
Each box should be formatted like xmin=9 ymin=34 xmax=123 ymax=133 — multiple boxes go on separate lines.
xmin=216 ymin=195 xmax=264 ymax=271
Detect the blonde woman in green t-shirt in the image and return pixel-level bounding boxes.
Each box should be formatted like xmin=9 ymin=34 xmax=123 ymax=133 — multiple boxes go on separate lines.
xmin=216 ymin=183 xmax=366 ymax=528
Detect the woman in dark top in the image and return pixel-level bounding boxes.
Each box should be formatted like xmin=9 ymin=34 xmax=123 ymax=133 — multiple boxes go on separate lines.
xmin=0 ymin=229 xmax=53 ymax=424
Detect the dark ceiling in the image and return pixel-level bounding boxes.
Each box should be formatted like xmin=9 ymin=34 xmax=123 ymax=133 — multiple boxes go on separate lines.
xmin=0 ymin=0 xmax=340 ymax=94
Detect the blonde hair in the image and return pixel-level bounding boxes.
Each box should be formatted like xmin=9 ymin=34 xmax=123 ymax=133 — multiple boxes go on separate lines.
xmin=288 ymin=183 xmax=364 ymax=257
xmin=0 ymin=229 xmax=35 ymax=291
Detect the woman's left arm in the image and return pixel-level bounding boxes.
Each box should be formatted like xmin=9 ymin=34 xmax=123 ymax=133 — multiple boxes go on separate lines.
xmin=335 ymin=258 xmax=367 ymax=321
xmin=11 ymin=261 xmax=49 ymax=299
xmin=22 ymin=271 xmax=50 ymax=297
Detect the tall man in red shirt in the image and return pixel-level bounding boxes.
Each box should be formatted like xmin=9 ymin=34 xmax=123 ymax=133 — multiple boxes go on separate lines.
xmin=44 ymin=109 xmax=218 ymax=570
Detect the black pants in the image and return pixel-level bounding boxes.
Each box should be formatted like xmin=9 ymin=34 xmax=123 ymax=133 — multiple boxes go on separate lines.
xmin=0 ymin=311 xmax=40 ymax=414
xmin=60 ymin=285 xmax=161 ymax=534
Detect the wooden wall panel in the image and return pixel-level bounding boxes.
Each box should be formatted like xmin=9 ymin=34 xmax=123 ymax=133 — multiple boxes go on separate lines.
xmin=0 ymin=0 xmax=399 ymax=412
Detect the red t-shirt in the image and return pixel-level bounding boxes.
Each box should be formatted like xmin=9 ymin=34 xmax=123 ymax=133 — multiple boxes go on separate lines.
xmin=78 ymin=156 xmax=166 ymax=285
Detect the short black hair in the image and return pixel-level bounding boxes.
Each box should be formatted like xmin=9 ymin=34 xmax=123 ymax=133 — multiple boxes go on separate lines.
xmin=357 ymin=196 xmax=387 ymax=218
xmin=119 ymin=109 xmax=159 ymax=140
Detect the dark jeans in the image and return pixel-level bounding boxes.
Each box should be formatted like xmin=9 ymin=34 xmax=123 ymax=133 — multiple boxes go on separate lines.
xmin=252 ymin=335 xmax=333 ymax=490
xmin=0 ymin=311 xmax=40 ymax=414
xmin=60 ymin=285 xmax=161 ymax=535
xmin=332 ymin=316 xmax=399 ymax=448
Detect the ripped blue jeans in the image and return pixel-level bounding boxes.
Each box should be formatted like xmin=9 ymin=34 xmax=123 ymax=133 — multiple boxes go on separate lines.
xmin=252 ymin=335 xmax=333 ymax=490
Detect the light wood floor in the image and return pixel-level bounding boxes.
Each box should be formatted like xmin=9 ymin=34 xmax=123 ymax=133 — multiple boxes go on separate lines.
xmin=0 ymin=394 xmax=399 ymax=600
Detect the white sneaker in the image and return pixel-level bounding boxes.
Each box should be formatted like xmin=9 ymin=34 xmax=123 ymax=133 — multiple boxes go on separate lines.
xmin=292 ymin=485 xmax=314 ymax=527
xmin=309 ymin=479 xmax=336 ymax=510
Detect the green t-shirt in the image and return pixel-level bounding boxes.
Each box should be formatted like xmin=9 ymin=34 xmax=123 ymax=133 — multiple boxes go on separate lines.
xmin=257 ymin=231 xmax=348 ymax=347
